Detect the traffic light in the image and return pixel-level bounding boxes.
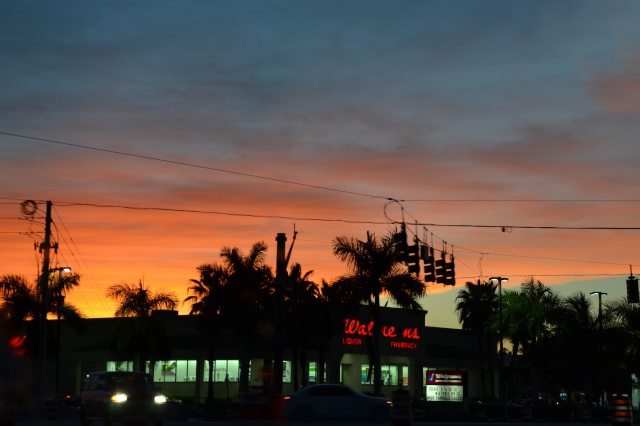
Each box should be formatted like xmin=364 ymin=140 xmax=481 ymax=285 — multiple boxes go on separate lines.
xmin=421 ymin=245 xmax=435 ymax=282
xmin=435 ymin=253 xmax=446 ymax=284
xmin=406 ymin=243 xmax=420 ymax=275
xmin=393 ymin=224 xmax=408 ymax=258
xmin=443 ymin=255 xmax=456 ymax=286
xmin=627 ymin=276 xmax=639 ymax=304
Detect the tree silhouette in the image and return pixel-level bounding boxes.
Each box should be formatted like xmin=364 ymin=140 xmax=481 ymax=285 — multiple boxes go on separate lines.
xmin=455 ymin=279 xmax=498 ymax=397
xmin=332 ymin=231 xmax=426 ymax=395
xmin=106 ymin=280 xmax=178 ymax=373
xmin=284 ymin=263 xmax=319 ymax=390
xmin=0 ymin=272 xmax=84 ymax=358
xmin=218 ymin=242 xmax=274 ymax=393
xmin=184 ymin=262 xmax=228 ymax=404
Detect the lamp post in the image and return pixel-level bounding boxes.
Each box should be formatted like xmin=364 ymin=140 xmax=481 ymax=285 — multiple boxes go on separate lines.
xmin=490 ymin=276 xmax=509 ymax=419
xmin=50 ymin=267 xmax=71 ymax=404
xmin=590 ymin=291 xmax=607 ymax=409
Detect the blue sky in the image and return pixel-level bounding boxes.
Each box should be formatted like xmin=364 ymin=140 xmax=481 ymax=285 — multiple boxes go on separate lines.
xmin=1 ymin=1 xmax=640 ymax=326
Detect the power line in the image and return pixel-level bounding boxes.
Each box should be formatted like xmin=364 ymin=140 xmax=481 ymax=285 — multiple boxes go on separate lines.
xmin=0 ymin=131 xmax=389 ymax=200
xmin=5 ymin=132 xmax=640 ymax=205
xmin=397 ymin=221 xmax=640 ymax=231
xmin=53 ymin=200 xmax=387 ymax=225
xmin=402 ymin=199 xmax=640 ymax=203
xmin=47 ymin=200 xmax=640 ymax=230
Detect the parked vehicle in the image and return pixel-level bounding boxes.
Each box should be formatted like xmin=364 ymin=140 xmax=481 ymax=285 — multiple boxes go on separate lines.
xmin=79 ymin=371 xmax=168 ymax=426
xmin=282 ymin=383 xmax=392 ymax=422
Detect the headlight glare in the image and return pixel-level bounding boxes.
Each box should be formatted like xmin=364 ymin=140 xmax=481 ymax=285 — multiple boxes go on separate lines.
xmin=111 ymin=393 xmax=127 ymax=403
xmin=154 ymin=395 xmax=167 ymax=404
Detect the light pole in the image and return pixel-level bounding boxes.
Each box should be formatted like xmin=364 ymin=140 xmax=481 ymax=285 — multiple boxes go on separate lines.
xmin=50 ymin=267 xmax=71 ymax=404
xmin=590 ymin=291 xmax=607 ymax=408
xmin=490 ymin=276 xmax=509 ymax=419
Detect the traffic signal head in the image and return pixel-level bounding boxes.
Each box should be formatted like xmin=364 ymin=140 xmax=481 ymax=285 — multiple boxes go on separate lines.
xmin=393 ymin=225 xmax=408 ymax=257
xmin=627 ymin=277 xmax=639 ymax=304
xmin=406 ymin=244 xmax=420 ymax=275
xmin=435 ymin=253 xmax=446 ymax=284
xmin=443 ymin=256 xmax=456 ymax=286
xmin=421 ymin=245 xmax=435 ymax=282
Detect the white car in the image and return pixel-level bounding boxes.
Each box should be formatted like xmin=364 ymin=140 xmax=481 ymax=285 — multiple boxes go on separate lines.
xmin=282 ymin=384 xmax=392 ymax=422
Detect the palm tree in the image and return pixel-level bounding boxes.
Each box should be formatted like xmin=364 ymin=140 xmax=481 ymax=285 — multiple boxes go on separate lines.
xmin=455 ymin=279 xmax=498 ymax=397
xmin=184 ymin=262 xmax=228 ymax=404
xmin=499 ymin=289 xmax=534 ymax=400
xmin=518 ymin=277 xmax=558 ymax=397
xmin=218 ymin=242 xmax=274 ymax=393
xmin=106 ymin=280 xmax=178 ymax=373
xmin=313 ymin=278 xmax=363 ymax=384
xmin=284 ymin=263 xmax=319 ymax=390
xmin=332 ymin=231 xmax=426 ymax=395
xmin=546 ymin=292 xmax=598 ymax=403
xmin=0 ymin=273 xmax=84 ymax=356
xmin=603 ymin=298 xmax=640 ymax=394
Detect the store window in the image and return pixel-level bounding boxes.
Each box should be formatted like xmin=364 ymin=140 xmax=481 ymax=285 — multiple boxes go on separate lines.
xmin=153 ymin=360 xmax=199 ymax=383
xmin=308 ymin=362 xmax=326 ymax=383
xmin=402 ymin=366 xmax=409 ymax=386
xmin=106 ymin=361 xmax=133 ymax=372
xmin=361 ymin=364 xmax=399 ymax=385
xmin=282 ymin=360 xmax=292 ymax=383
xmin=203 ymin=360 xmax=240 ymax=382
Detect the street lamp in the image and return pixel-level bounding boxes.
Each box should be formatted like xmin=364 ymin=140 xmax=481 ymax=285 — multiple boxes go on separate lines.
xmin=50 ymin=267 xmax=71 ymax=405
xmin=490 ymin=276 xmax=509 ymax=419
xmin=590 ymin=291 xmax=607 ymax=408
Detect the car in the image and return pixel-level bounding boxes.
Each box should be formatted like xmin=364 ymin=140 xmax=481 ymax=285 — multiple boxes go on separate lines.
xmin=282 ymin=383 xmax=392 ymax=423
xmin=79 ymin=371 xmax=168 ymax=426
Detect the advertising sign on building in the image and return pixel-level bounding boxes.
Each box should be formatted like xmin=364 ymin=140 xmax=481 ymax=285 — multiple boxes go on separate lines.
xmin=342 ymin=318 xmax=421 ymax=351
xmin=425 ymin=370 xmax=465 ymax=402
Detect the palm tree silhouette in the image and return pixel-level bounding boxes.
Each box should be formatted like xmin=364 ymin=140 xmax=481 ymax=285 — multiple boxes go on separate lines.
xmin=455 ymin=279 xmax=498 ymax=397
xmin=218 ymin=242 xmax=274 ymax=393
xmin=106 ymin=280 xmax=178 ymax=373
xmin=332 ymin=231 xmax=426 ymax=395
xmin=184 ymin=262 xmax=228 ymax=404
xmin=0 ymin=273 xmax=84 ymax=356
xmin=285 ymin=263 xmax=319 ymax=390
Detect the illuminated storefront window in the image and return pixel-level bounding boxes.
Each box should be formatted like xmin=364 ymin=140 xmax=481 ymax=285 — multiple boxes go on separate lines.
xmin=203 ymin=360 xmax=240 ymax=382
xmin=107 ymin=361 xmax=134 ymax=372
xmin=360 ymin=364 xmax=399 ymax=385
xmin=282 ymin=360 xmax=292 ymax=383
xmin=308 ymin=362 xmax=326 ymax=383
xmin=402 ymin=366 xmax=409 ymax=386
xmin=153 ymin=360 xmax=199 ymax=383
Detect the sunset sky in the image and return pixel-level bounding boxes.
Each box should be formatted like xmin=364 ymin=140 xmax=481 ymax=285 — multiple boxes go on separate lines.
xmin=2 ymin=1 xmax=640 ymax=328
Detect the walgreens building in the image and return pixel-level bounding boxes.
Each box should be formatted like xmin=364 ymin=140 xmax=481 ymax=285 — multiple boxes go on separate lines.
xmin=49 ymin=306 xmax=492 ymax=403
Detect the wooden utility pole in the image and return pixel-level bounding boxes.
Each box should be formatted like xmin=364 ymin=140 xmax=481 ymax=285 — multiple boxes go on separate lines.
xmin=273 ymin=233 xmax=287 ymax=393
xmin=273 ymin=230 xmax=297 ymax=394
xmin=37 ymin=201 xmax=53 ymax=404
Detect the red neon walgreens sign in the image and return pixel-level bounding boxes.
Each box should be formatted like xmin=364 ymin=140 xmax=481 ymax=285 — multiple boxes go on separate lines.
xmin=343 ymin=318 xmax=421 ymax=339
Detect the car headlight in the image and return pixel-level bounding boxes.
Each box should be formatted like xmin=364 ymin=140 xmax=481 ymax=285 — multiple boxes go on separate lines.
xmin=154 ymin=395 xmax=167 ymax=404
xmin=111 ymin=393 xmax=128 ymax=403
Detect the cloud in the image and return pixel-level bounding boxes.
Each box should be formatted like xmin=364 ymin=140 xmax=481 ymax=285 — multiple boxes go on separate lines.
xmin=587 ymin=50 xmax=640 ymax=114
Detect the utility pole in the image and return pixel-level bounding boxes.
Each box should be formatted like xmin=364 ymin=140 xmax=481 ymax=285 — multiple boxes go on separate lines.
xmin=37 ymin=201 xmax=53 ymax=405
xmin=273 ymin=230 xmax=297 ymax=394
xmin=273 ymin=233 xmax=287 ymax=394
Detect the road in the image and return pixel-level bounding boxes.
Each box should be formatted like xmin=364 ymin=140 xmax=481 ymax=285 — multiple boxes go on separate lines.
xmin=13 ymin=405 xmax=614 ymax=426
xmin=14 ymin=421 xmax=615 ymax=426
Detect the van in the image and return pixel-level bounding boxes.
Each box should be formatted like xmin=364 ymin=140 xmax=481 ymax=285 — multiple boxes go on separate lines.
xmin=79 ymin=371 xmax=167 ymax=426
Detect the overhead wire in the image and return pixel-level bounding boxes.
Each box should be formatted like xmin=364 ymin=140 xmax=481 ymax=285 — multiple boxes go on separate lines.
xmin=0 ymin=132 xmax=388 ymax=200
xmin=52 ymin=205 xmax=110 ymax=316
xmin=3 ymin=133 xmax=640 ymax=285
